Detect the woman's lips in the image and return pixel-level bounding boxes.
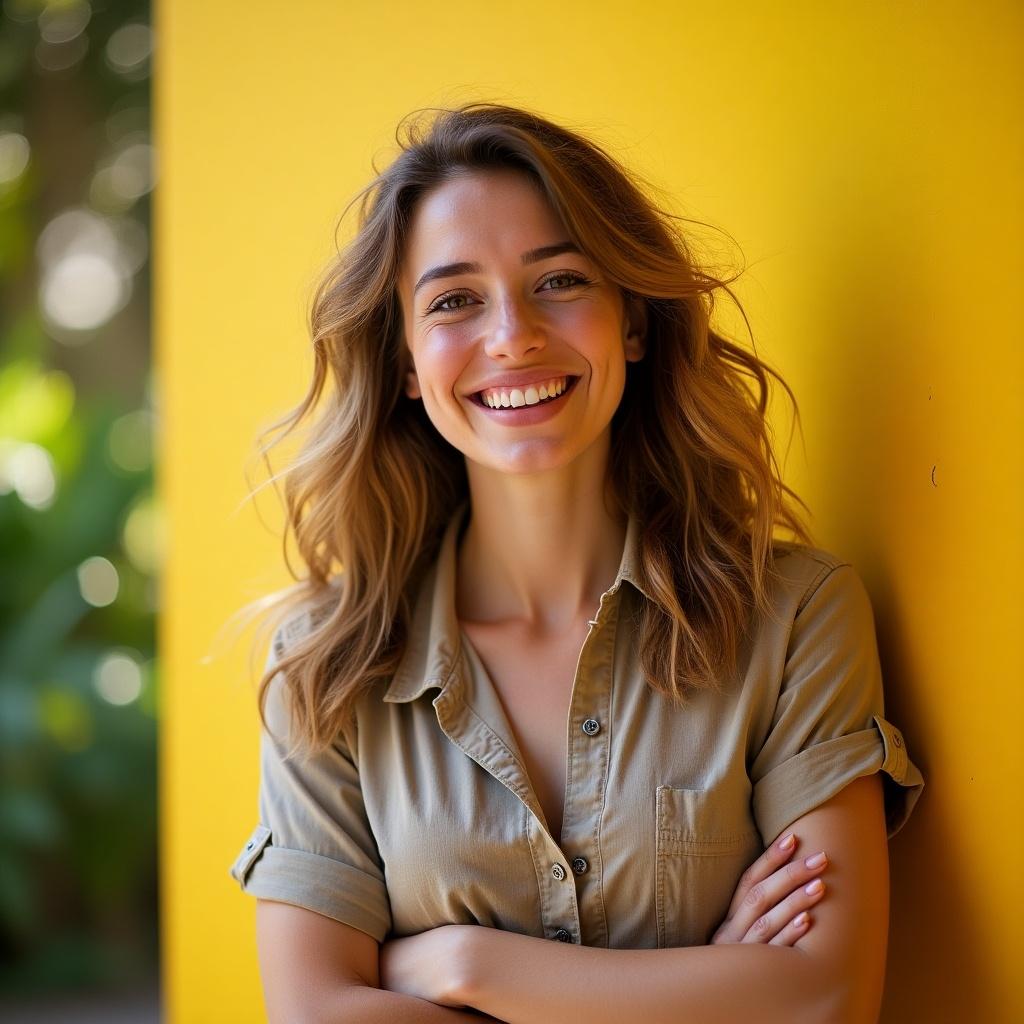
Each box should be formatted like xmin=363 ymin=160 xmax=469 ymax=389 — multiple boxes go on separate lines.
xmin=469 ymin=375 xmax=581 ymax=423
xmin=470 ymin=375 xmax=580 ymax=408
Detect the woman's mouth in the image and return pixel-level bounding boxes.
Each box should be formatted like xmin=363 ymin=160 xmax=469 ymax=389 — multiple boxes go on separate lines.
xmin=469 ymin=375 xmax=581 ymax=423
xmin=471 ymin=375 xmax=580 ymax=408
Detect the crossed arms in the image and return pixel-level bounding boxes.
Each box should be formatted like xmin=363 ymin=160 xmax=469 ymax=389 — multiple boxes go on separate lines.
xmin=259 ymin=774 xmax=888 ymax=1024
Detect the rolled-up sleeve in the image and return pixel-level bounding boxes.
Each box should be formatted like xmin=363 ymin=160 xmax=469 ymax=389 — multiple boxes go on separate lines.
xmin=750 ymin=563 xmax=925 ymax=847
xmin=228 ymin=618 xmax=392 ymax=942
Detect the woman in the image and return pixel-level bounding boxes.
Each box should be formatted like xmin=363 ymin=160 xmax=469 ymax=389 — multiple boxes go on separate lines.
xmin=229 ymin=102 xmax=924 ymax=1023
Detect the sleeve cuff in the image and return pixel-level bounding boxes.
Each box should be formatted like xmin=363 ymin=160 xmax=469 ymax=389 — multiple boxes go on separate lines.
xmin=229 ymin=825 xmax=392 ymax=943
xmin=752 ymin=714 xmax=925 ymax=847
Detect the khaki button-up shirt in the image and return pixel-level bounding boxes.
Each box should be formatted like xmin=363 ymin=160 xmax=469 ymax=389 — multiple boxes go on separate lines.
xmin=230 ymin=500 xmax=925 ymax=948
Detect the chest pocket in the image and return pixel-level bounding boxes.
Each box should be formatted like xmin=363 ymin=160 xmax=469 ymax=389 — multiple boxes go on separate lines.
xmin=655 ymin=785 xmax=762 ymax=948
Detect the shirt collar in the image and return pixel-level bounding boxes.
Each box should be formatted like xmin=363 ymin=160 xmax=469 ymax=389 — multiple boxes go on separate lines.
xmin=383 ymin=498 xmax=650 ymax=703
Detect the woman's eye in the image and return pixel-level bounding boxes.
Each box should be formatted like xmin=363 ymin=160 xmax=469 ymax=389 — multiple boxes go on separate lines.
xmin=425 ymin=292 xmax=472 ymax=315
xmin=541 ymin=271 xmax=589 ymax=290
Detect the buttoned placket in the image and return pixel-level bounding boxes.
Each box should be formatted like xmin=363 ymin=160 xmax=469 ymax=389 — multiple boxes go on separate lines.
xmin=557 ymin=583 xmax=620 ymax=947
xmin=431 ymin=581 xmax=623 ymax=947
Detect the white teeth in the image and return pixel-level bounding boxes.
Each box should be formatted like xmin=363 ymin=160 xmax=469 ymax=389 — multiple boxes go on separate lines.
xmin=481 ymin=376 xmax=568 ymax=408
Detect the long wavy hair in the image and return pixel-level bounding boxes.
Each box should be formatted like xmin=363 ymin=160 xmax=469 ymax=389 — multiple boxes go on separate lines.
xmin=244 ymin=101 xmax=814 ymax=757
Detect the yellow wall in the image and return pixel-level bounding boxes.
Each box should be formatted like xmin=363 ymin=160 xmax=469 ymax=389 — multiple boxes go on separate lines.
xmin=157 ymin=2 xmax=1023 ymax=1020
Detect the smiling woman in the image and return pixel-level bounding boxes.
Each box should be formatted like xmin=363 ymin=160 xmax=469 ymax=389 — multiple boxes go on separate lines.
xmin=228 ymin=102 xmax=924 ymax=1024
xmin=395 ymin=165 xmax=646 ymax=474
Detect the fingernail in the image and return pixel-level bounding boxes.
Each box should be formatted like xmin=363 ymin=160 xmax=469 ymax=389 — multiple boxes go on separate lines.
xmin=780 ymin=833 xmax=795 ymax=851
xmin=805 ymin=852 xmax=827 ymax=869
xmin=793 ymin=912 xmax=809 ymax=927
xmin=805 ymin=879 xmax=824 ymax=895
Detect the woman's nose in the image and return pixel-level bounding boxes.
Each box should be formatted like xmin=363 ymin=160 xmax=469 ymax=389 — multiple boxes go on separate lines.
xmin=483 ymin=295 xmax=546 ymax=360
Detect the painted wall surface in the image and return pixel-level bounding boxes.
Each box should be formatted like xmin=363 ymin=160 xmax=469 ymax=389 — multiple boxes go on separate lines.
xmin=156 ymin=2 xmax=1023 ymax=1021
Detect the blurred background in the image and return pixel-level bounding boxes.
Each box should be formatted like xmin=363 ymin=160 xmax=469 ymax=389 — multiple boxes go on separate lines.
xmin=0 ymin=0 xmax=159 ymax=1020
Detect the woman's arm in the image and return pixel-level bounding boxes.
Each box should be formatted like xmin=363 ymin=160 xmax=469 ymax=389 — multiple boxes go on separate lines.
xmin=455 ymin=774 xmax=889 ymax=1024
xmin=324 ymin=986 xmax=498 ymax=1022
xmin=256 ymin=900 xmax=497 ymax=1024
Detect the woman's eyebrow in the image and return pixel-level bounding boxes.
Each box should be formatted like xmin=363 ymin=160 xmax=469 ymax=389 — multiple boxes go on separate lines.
xmin=412 ymin=241 xmax=582 ymax=296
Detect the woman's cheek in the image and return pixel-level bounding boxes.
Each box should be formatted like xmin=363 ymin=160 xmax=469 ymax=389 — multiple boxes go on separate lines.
xmin=552 ymin=301 xmax=619 ymax=349
xmin=411 ymin=350 xmax=473 ymax=434
xmin=420 ymin=322 xmax=477 ymax=371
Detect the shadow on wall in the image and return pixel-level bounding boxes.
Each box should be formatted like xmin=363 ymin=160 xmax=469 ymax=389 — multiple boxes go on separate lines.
xmin=807 ymin=178 xmax=981 ymax=1018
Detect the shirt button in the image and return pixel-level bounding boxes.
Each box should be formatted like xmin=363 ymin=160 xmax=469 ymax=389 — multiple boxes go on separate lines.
xmin=571 ymin=856 xmax=589 ymax=875
xmin=582 ymin=718 xmax=601 ymax=736
xmin=552 ymin=928 xmax=572 ymax=942
xmin=551 ymin=863 xmax=567 ymax=881
xmin=893 ymin=731 xmax=903 ymax=748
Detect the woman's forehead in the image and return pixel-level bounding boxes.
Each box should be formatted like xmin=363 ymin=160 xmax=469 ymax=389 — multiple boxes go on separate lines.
xmin=400 ymin=171 xmax=570 ymax=281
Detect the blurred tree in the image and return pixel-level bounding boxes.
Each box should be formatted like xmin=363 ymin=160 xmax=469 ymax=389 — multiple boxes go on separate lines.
xmin=0 ymin=0 xmax=158 ymax=1007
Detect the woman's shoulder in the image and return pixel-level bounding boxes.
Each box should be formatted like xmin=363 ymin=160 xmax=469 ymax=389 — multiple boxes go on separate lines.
xmin=768 ymin=539 xmax=862 ymax=614
xmin=771 ymin=538 xmax=850 ymax=573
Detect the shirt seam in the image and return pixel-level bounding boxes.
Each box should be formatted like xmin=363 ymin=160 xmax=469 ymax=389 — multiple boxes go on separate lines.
xmin=794 ymin=560 xmax=852 ymax=617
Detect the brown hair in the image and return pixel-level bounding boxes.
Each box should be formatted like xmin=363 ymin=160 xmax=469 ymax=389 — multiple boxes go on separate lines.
xmin=243 ymin=101 xmax=813 ymax=756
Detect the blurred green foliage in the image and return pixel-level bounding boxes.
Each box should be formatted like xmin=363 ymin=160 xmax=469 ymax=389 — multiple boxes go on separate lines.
xmin=0 ymin=0 xmax=158 ymax=1000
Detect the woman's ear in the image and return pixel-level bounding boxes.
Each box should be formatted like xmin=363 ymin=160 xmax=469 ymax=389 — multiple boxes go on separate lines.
xmin=623 ymin=291 xmax=648 ymax=363
xmin=404 ymin=367 xmax=421 ymax=401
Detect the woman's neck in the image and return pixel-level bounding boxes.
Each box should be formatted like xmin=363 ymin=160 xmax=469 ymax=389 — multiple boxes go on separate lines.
xmin=455 ymin=460 xmax=626 ymax=635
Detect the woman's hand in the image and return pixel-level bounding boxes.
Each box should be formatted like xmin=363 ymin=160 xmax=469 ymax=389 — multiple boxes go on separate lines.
xmin=710 ymin=831 xmax=828 ymax=945
xmin=378 ymin=923 xmax=474 ymax=1007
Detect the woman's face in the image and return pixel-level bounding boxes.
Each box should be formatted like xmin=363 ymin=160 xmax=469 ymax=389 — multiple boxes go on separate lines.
xmin=396 ymin=167 xmax=645 ymax=475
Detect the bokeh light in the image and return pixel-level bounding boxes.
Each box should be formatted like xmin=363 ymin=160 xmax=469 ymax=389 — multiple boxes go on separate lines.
xmin=36 ymin=208 xmax=136 ymax=338
xmin=34 ymin=32 xmax=89 ymax=73
xmin=37 ymin=1 xmax=91 ymax=45
xmin=93 ymin=649 xmax=144 ymax=706
xmin=0 ymin=361 xmax=75 ymax=440
xmin=104 ymin=20 xmax=152 ymax=79
xmin=0 ymin=129 xmax=30 ymax=188
xmin=76 ymin=555 xmax=119 ymax=607
xmin=0 ymin=439 xmax=58 ymax=508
